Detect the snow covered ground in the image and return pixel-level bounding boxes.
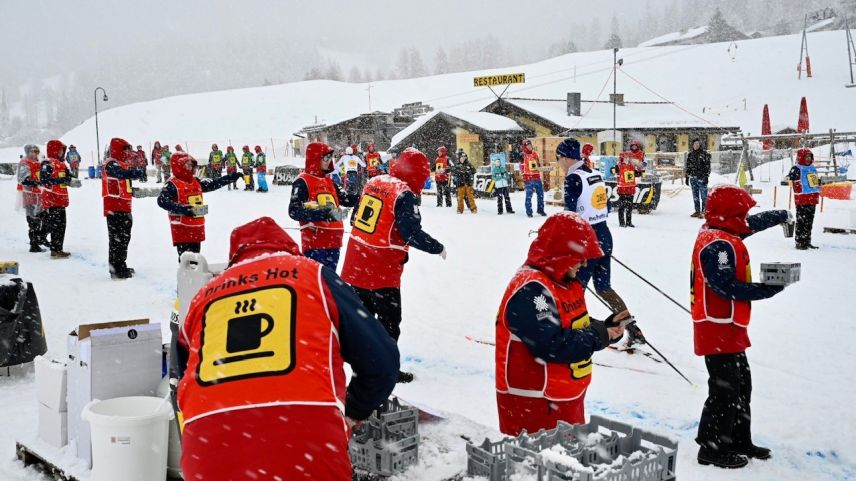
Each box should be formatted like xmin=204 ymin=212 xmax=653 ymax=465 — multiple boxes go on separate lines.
xmin=1 ymin=158 xmax=855 ymax=480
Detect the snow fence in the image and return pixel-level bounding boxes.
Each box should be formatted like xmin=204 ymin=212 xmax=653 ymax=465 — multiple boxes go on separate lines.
xmin=466 ymin=415 xmax=677 ymax=481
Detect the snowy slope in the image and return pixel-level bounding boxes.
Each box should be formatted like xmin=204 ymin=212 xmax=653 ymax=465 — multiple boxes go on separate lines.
xmin=1 ymin=160 xmax=855 ymax=480
xmin=18 ymin=30 xmax=853 ymax=166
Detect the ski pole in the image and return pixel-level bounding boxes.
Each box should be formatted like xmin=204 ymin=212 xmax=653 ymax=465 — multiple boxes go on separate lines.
xmin=585 ymin=286 xmax=694 ymax=386
xmin=611 ymin=255 xmax=692 ymax=316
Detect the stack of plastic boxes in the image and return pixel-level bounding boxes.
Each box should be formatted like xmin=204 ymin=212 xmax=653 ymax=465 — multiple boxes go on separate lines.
xmin=349 ymin=397 xmax=420 ymax=477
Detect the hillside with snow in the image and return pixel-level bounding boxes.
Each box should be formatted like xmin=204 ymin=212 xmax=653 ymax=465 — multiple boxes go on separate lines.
xmin=4 ymin=30 xmax=850 ymax=164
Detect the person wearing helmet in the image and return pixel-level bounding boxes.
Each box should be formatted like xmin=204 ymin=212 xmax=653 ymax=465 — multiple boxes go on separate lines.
xmin=254 ymin=145 xmax=268 ymax=193
xmin=208 ymin=144 xmax=224 ymax=180
xmin=336 ymin=145 xmax=366 ymax=191
xmin=365 ymin=143 xmax=383 ymax=178
xmin=521 ymin=139 xmax=547 ymax=217
xmin=690 ymin=185 xmax=790 ymax=468
xmin=557 ymin=138 xmax=643 ymax=344
xmin=102 ymin=138 xmax=147 ymax=279
xmin=288 ymin=142 xmax=359 ymax=270
xmin=240 ymin=146 xmax=255 ymax=191
xmin=496 ymin=212 xmax=628 ymax=435
xmin=65 ymin=144 xmax=82 ymax=178
xmin=686 ymin=138 xmax=711 ymax=218
xmin=433 ymin=146 xmax=452 ymax=207
xmin=341 ymin=148 xmax=446 ymax=383
xmin=787 ymin=149 xmax=820 ymax=249
xmin=224 ymin=146 xmax=239 ymax=190
xmin=17 ymin=144 xmax=47 ymax=252
xmin=453 ymin=150 xmax=477 ymax=213
xmin=160 ymin=144 xmax=173 ymax=182
xmin=157 ymin=152 xmax=241 ymax=260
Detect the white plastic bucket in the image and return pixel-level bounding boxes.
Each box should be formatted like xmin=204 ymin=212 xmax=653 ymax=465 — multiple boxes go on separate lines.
xmin=83 ymin=396 xmax=174 ymax=481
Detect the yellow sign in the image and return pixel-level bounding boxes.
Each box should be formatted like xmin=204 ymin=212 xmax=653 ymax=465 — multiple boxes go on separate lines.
xmin=198 ymin=286 xmax=296 ymax=385
xmin=354 ymin=195 xmax=384 ymax=234
xmin=592 ymin=185 xmax=608 ymax=210
xmin=473 ymin=73 xmax=526 ymax=87
xmin=460 ymin=133 xmax=480 ymax=143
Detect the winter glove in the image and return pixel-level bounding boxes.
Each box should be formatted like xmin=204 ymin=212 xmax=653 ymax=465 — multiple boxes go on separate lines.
xmin=327 ymin=208 xmax=343 ymax=221
xmin=604 ymin=310 xmax=632 ymax=328
xmin=136 ymin=169 xmax=147 ymax=181
xmin=179 ymin=206 xmax=195 ymax=217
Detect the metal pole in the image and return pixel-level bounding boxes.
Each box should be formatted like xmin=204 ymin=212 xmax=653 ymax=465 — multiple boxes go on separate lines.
xmin=846 ymin=17 xmax=855 ymax=86
xmin=613 ymin=48 xmax=617 ymax=153
xmin=94 ymin=87 xmax=107 ymax=164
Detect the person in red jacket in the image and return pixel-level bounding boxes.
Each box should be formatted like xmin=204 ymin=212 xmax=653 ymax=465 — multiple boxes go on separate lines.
xmin=152 ymin=141 xmax=164 ymax=183
xmin=340 ymin=148 xmax=446 ymax=383
xmin=521 ymin=139 xmax=546 ymax=217
xmin=613 ymin=151 xmax=642 ymax=228
xmin=39 ymin=140 xmax=71 ymax=258
xmin=690 ymin=185 xmax=789 ymax=468
xmin=157 ymin=152 xmax=240 ymax=260
xmin=134 ymin=145 xmax=149 ymax=182
xmin=288 ymin=142 xmax=359 ymax=270
xmin=176 ymin=216 xmax=398 ymax=481
xmin=433 ymin=146 xmax=452 ymax=207
xmin=787 ymin=149 xmax=820 ymax=250
xmin=102 ymin=138 xmax=147 ymax=279
xmin=365 ymin=142 xmax=383 ymax=178
xmin=496 ymin=212 xmax=627 ymax=435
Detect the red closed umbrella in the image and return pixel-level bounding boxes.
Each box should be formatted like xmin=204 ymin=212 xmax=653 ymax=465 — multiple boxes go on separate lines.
xmin=797 ymin=97 xmax=810 ymax=133
xmin=761 ymin=104 xmax=774 ymax=150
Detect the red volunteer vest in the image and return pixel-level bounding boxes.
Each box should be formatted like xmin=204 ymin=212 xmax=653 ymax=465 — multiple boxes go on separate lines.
xmin=168 ymin=177 xmax=205 ymax=244
xmin=41 ymin=158 xmax=69 ymax=209
xmin=496 ymin=268 xmax=593 ymax=402
xmin=522 ymin=151 xmax=542 ymax=181
xmin=297 ymin=173 xmax=344 ymax=250
xmin=366 ymin=152 xmax=382 ymax=177
xmin=434 ymin=156 xmax=450 ymax=183
xmin=101 ymin=158 xmax=133 ymax=215
xmin=19 ymin=160 xmax=41 ymax=207
xmin=691 ymin=228 xmax=752 ymax=356
xmin=178 ymin=254 xmax=346 ymax=425
xmin=617 ymin=161 xmax=637 ymax=195
xmin=340 ymin=175 xmax=409 ymax=290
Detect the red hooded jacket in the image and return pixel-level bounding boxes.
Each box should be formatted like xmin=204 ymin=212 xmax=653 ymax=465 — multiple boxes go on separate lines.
xmin=102 ymin=138 xmax=134 ymax=215
xmin=41 ymin=140 xmax=69 ymax=209
xmin=791 ymin=149 xmax=820 ymax=206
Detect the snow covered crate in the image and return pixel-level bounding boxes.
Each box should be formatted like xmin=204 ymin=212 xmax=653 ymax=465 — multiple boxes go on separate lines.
xmin=349 ymin=396 xmax=419 ymax=477
xmin=760 ymin=262 xmax=801 ymax=286
xmin=466 ymin=415 xmax=678 ymax=481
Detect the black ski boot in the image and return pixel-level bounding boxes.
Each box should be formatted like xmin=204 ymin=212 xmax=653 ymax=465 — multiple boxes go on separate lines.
xmin=731 ymin=444 xmax=772 ymax=460
xmin=397 ymin=371 xmax=414 ymax=383
xmin=697 ymin=447 xmax=749 ymax=469
xmin=625 ymin=322 xmax=646 ymax=347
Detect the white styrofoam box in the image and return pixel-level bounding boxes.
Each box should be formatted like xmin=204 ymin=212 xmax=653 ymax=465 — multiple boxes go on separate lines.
xmin=34 ymin=356 xmax=68 ymax=412
xmin=176 ymin=253 xmax=225 ymax=328
xmin=66 ymin=320 xmax=163 ymax=467
xmin=38 ymin=403 xmax=68 ymax=448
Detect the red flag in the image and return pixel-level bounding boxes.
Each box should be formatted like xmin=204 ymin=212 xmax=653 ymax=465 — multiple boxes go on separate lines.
xmin=797 ymin=97 xmax=810 ymax=133
xmin=762 ymin=104 xmax=774 ymax=150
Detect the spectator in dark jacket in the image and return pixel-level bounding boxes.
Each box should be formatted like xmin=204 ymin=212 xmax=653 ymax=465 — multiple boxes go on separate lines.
xmin=685 ymin=138 xmax=712 ymax=218
xmin=453 ymin=150 xmax=477 ymax=214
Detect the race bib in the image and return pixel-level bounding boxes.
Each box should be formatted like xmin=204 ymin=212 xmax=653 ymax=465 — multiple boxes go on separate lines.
xmin=591 ymin=186 xmax=608 ymax=210
xmin=807 ymin=173 xmax=820 ymax=188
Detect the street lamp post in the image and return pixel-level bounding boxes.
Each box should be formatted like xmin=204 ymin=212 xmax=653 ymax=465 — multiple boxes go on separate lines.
xmin=94 ymin=87 xmax=108 ymax=165
xmin=612 ymin=48 xmax=623 ymax=154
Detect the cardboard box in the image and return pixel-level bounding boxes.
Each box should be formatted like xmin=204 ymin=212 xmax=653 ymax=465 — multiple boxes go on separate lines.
xmin=66 ymin=319 xmax=162 ymax=467
xmin=38 ymin=402 xmax=68 ymax=448
xmin=34 ymin=356 xmax=67 ymax=412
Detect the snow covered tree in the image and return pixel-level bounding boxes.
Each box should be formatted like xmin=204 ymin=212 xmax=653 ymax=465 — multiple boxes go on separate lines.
xmin=348 ymin=66 xmax=364 ymax=83
xmin=304 ymin=67 xmax=323 ymax=80
xmin=393 ymin=48 xmax=410 ymax=79
xmin=434 ymin=47 xmax=449 ymax=75
xmin=324 ymin=59 xmax=343 ymax=81
xmin=604 ymin=33 xmax=623 ymax=49
xmin=408 ymin=48 xmax=427 ymax=77
xmin=374 ymin=67 xmax=385 ymax=81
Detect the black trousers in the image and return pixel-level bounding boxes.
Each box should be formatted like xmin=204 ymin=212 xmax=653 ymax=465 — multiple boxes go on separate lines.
xmin=176 ymin=242 xmax=201 ymax=262
xmin=617 ymin=194 xmax=634 ymax=226
xmin=436 ymin=181 xmax=452 ymax=207
xmin=353 ymin=287 xmax=402 ymax=341
xmin=43 ymin=207 xmax=66 ymax=252
xmin=796 ymin=204 xmax=816 ymax=247
xmin=106 ymin=212 xmax=133 ymax=272
xmin=26 ymin=215 xmax=46 ymax=248
xmin=495 ymin=186 xmax=513 ymax=213
xmin=697 ymin=352 xmax=753 ymax=451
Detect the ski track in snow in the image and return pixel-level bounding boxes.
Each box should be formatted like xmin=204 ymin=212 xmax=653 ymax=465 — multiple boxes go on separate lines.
xmin=1 ymin=160 xmax=855 ymax=480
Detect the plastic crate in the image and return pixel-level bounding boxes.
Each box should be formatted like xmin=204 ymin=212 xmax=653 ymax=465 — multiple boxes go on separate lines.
xmin=760 ymin=262 xmax=801 ymax=286
xmin=349 ymin=397 xmax=419 ymax=477
xmin=465 ymin=416 xmax=677 ymax=481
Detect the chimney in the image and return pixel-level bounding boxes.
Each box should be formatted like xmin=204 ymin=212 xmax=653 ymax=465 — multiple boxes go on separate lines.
xmin=610 ymin=93 xmax=625 ymax=106
xmin=567 ymin=92 xmax=581 ymax=116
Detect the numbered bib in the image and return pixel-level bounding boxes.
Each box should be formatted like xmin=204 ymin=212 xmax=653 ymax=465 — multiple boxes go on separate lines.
xmin=623 ymin=170 xmax=636 ymax=183
xmin=807 ymin=173 xmax=820 ymax=188
xmin=197 ymin=286 xmax=296 ymax=385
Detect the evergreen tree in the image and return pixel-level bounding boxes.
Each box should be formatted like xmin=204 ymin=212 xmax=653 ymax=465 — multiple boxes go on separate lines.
xmin=706 ymin=7 xmax=743 ymax=42
xmin=408 ymin=48 xmax=427 ymax=77
xmin=304 ymin=67 xmax=324 ymax=80
xmin=324 ymin=58 xmax=343 ymax=81
xmin=348 ymin=66 xmax=364 ymax=83
xmin=434 ymin=47 xmax=449 ymax=75
xmin=393 ymin=48 xmax=410 ymax=79
xmin=604 ymin=33 xmax=623 ymax=49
